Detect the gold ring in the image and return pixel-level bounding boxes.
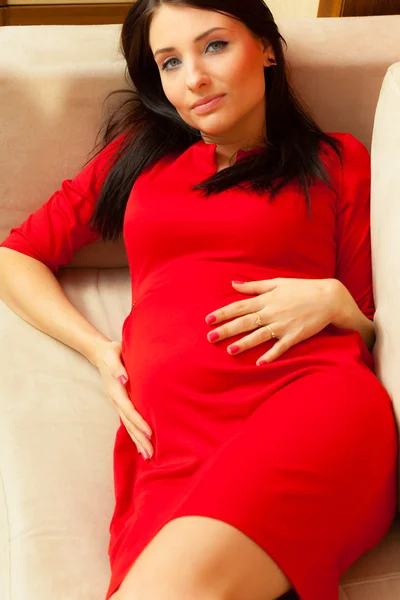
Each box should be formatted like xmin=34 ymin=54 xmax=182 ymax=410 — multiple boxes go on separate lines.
xmin=255 ymin=313 xmax=263 ymax=327
xmin=265 ymin=324 xmax=277 ymax=339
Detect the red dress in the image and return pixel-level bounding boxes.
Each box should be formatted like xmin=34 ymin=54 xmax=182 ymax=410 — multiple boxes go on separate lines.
xmin=1 ymin=133 xmax=398 ymax=600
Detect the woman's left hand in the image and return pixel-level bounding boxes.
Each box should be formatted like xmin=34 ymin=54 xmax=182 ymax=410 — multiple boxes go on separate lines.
xmin=205 ymin=278 xmax=342 ymax=365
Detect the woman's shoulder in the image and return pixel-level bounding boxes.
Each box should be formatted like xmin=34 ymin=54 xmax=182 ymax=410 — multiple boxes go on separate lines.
xmin=95 ymin=132 xmax=128 ymax=162
xmin=322 ymin=132 xmax=370 ymax=204
xmin=322 ymin=132 xmax=370 ymax=176
xmin=326 ymin=132 xmax=369 ymax=157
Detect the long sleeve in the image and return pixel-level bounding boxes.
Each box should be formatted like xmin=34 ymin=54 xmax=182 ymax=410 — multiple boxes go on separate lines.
xmin=334 ymin=133 xmax=375 ymax=320
xmin=0 ymin=135 xmax=125 ymax=274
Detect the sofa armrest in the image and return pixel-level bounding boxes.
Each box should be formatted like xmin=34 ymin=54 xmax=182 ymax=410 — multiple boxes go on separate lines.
xmin=371 ymin=62 xmax=400 ymax=510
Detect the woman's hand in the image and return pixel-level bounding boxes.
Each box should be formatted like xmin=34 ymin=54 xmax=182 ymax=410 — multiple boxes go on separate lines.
xmin=93 ymin=340 xmax=154 ymax=461
xmin=205 ymin=278 xmax=339 ymax=365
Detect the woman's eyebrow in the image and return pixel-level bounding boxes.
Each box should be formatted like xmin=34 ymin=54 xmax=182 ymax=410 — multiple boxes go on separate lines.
xmin=154 ymin=27 xmax=229 ymax=59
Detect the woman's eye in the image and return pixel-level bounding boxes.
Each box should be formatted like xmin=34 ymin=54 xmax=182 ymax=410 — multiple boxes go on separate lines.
xmin=161 ymin=57 xmax=180 ymax=71
xmin=161 ymin=40 xmax=228 ymax=71
xmin=207 ymin=40 xmax=229 ymax=53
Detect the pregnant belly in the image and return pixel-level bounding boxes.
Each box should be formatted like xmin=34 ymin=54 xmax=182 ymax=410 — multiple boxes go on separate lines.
xmin=119 ymin=274 xmax=285 ymax=427
xmin=122 ymin=294 xmax=250 ymax=393
xmin=120 ymin=273 xmax=373 ymax=421
xmin=120 ymin=291 xmax=283 ymax=461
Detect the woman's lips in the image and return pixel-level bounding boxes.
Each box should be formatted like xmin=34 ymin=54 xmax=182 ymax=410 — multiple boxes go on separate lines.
xmin=192 ymin=94 xmax=225 ymax=114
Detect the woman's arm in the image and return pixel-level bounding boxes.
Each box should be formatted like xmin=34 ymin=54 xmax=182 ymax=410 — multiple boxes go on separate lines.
xmin=0 ymin=136 xmax=126 ymax=362
xmin=328 ymin=278 xmax=375 ymax=351
xmin=0 ymin=248 xmax=112 ymax=365
xmin=331 ymin=134 xmax=375 ymax=351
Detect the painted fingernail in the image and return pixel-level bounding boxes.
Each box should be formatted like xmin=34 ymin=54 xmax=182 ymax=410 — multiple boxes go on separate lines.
xmin=257 ymin=360 xmax=267 ymax=366
xmin=208 ymin=331 xmax=219 ymax=342
xmin=228 ymin=345 xmax=240 ymax=355
xmin=206 ymin=315 xmax=216 ymax=325
xmin=146 ymin=450 xmax=153 ymax=460
xmin=118 ymin=375 xmax=128 ymax=385
xmin=144 ymin=431 xmax=152 ymax=439
xmin=232 ymin=280 xmax=246 ymax=284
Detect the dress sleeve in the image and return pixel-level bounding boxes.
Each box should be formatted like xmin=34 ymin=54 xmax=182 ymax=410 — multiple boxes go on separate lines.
xmin=0 ymin=134 xmax=125 ymax=275
xmin=334 ymin=133 xmax=375 ymax=320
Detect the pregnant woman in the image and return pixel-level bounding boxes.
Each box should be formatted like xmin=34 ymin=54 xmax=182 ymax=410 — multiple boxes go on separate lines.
xmin=0 ymin=1 xmax=398 ymax=599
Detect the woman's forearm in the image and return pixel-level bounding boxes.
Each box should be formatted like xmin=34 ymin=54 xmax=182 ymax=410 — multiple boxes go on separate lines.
xmin=328 ymin=278 xmax=375 ymax=351
xmin=0 ymin=248 xmax=112 ymax=366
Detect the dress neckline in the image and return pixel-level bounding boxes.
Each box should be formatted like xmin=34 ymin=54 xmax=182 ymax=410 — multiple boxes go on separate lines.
xmin=194 ymin=138 xmax=265 ymax=170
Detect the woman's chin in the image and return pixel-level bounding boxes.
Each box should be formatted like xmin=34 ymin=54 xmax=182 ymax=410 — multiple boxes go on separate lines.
xmin=193 ymin=121 xmax=233 ymax=139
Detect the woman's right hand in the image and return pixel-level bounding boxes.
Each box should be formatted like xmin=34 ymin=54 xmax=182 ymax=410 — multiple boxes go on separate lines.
xmin=93 ymin=340 xmax=154 ymax=461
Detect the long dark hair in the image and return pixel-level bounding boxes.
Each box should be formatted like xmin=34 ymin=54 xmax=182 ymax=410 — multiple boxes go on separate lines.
xmin=88 ymin=0 xmax=343 ymax=242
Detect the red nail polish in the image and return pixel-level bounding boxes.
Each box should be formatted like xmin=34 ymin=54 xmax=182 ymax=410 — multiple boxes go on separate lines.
xmin=208 ymin=331 xmax=219 ymax=342
xmin=229 ymin=345 xmax=240 ymax=355
xmin=118 ymin=375 xmax=128 ymax=385
xmin=206 ymin=315 xmax=216 ymax=324
xmin=257 ymin=360 xmax=267 ymax=366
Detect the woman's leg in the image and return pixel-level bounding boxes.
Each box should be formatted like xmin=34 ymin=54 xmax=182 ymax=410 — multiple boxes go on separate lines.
xmin=108 ymin=364 xmax=397 ymax=600
xmin=113 ymin=514 xmax=292 ymax=600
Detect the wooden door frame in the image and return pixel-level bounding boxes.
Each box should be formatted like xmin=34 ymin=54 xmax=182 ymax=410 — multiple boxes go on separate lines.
xmin=318 ymin=0 xmax=400 ymax=16
xmin=0 ymin=2 xmax=131 ymax=25
xmin=318 ymin=0 xmax=344 ymax=17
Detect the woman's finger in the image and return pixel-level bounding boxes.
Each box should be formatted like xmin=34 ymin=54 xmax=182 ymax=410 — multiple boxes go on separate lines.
xmin=208 ymin=310 xmax=272 ymax=343
xmin=116 ymin=395 xmax=154 ymax=458
xmin=221 ymin=320 xmax=279 ymax=355
xmin=106 ymin=379 xmax=154 ymax=457
xmin=119 ymin=412 xmax=152 ymax=460
xmin=206 ymin=296 xmax=266 ymax=325
xmin=119 ymin=412 xmax=141 ymax=451
xmin=256 ymin=335 xmax=293 ymax=365
xmin=231 ymin=279 xmax=279 ymax=294
xmin=94 ymin=340 xmax=154 ymax=458
xmin=113 ymin=380 xmax=152 ymax=437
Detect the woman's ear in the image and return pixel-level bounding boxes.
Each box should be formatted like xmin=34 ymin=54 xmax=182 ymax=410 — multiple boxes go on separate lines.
xmin=262 ymin=40 xmax=276 ymax=66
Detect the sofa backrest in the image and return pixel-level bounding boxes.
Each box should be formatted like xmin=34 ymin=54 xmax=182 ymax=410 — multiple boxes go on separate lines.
xmin=0 ymin=16 xmax=399 ymax=270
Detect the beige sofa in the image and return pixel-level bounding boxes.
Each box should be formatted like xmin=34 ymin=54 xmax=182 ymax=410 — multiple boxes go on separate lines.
xmin=0 ymin=16 xmax=400 ymax=600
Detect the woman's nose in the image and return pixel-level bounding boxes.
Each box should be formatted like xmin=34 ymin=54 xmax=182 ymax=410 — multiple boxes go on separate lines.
xmin=185 ymin=63 xmax=210 ymax=90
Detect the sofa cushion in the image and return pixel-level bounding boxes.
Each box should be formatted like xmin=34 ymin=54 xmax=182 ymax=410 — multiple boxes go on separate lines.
xmin=0 ymin=267 xmax=130 ymax=599
xmin=341 ymin=514 xmax=400 ymax=599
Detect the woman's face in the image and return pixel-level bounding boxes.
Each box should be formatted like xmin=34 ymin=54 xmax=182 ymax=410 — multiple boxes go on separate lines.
xmin=149 ymin=4 xmax=275 ymax=144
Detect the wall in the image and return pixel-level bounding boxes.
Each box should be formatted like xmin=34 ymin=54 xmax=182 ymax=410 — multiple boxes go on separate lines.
xmin=265 ymin=0 xmax=320 ymax=19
